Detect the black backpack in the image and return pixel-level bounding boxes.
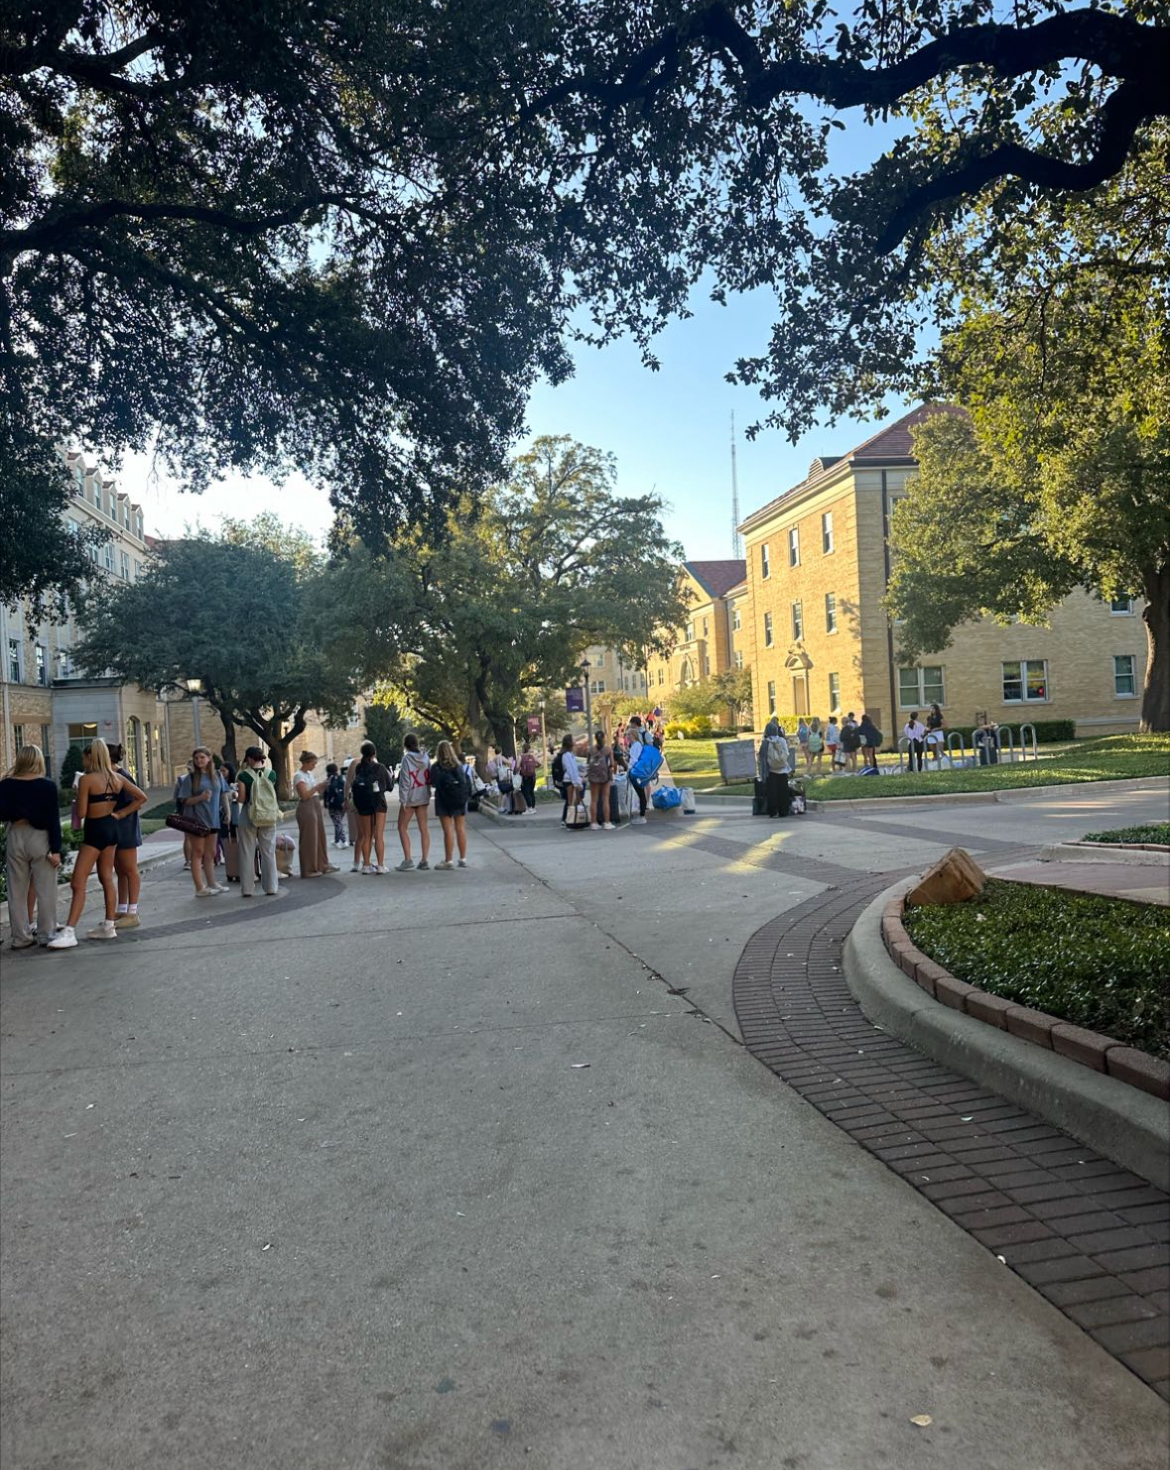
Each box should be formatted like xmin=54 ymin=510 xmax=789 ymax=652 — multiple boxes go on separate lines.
xmin=435 ymin=764 xmax=469 ymax=804
xmin=326 ymin=773 xmax=346 ymax=811
xmin=552 ymin=751 xmax=565 ymax=785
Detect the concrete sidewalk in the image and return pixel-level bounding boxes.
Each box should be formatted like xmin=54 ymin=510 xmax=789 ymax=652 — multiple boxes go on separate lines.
xmin=2 ymin=784 xmax=1168 ymax=1469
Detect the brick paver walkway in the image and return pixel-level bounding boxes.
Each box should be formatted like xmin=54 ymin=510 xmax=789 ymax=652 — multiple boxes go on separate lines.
xmin=732 ymin=870 xmax=1170 ymax=1400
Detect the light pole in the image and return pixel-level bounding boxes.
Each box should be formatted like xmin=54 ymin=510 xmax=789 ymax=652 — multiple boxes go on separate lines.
xmin=184 ymin=677 xmax=203 ymax=745
xmin=582 ymin=658 xmax=592 ymax=744
xmin=539 ymin=697 xmax=548 ymax=785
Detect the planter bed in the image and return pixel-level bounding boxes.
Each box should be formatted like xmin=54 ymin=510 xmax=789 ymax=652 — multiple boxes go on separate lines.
xmin=881 ymin=880 xmax=1170 ymax=1099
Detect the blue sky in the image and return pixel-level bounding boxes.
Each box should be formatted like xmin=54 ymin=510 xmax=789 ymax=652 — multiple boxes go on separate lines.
xmin=120 ymin=113 xmax=915 ymax=552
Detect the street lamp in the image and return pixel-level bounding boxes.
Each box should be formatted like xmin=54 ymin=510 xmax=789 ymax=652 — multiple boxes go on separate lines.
xmin=183 ymin=677 xmax=203 ymax=744
xmin=539 ymin=698 xmax=548 ymax=786
xmin=581 ymin=658 xmax=592 ymax=745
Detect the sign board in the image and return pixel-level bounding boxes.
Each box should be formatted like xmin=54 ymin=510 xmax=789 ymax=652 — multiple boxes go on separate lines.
xmin=717 ymin=738 xmax=758 ymax=783
xmin=526 ymin=716 xmax=541 ymax=736
xmin=565 ymin=687 xmax=585 ymax=713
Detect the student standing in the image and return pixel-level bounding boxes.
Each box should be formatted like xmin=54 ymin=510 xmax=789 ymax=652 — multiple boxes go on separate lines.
xmin=1 ymin=744 xmax=61 ymax=948
xmin=433 ymin=740 xmax=471 ymax=869
xmin=759 ymin=721 xmax=792 ymax=817
xmin=625 ymin=717 xmax=649 ymax=825
xmin=396 ymin=733 xmax=432 ymax=870
xmin=586 ymin=730 xmax=614 ymax=830
xmin=903 ymin=711 xmax=926 ymax=772
xmin=350 ymin=740 xmax=392 ymax=873
xmin=857 ymin=713 xmax=883 ymax=771
xmin=106 ymin=743 xmax=143 ymax=928
xmin=236 ymin=747 xmax=282 ymax=897
xmin=558 ymin=733 xmax=583 ymax=825
xmin=175 ymin=747 xmax=224 ymax=896
xmin=518 ymin=743 xmax=538 ymax=812
xmin=324 ymin=761 xmax=349 ymax=847
xmin=826 ymin=717 xmax=841 ymax=768
xmin=806 ymin=717 xmax=825 ymax=773
xmin=48 ymin=739 xmax=146 ymax=948
xmin=925 ymin=703 xmax=946 ymax=763
xmin=840 ymin=713 xmax=861 ymax=773
xmin=293 ymin=751 xmax=337 ymax=878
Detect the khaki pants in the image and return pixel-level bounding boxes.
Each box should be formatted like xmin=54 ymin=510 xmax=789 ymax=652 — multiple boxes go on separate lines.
xmin=6 ymin=824 xmax=59 ymax=943
xmin=237 ymin=818 xmax=279 ymax=896
xmin=295 ymin=798 xmax=329 ymax=877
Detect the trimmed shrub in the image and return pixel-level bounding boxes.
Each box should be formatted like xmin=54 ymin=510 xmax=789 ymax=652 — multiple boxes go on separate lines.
xmin=59 ymin=742 xmax=84 ymax=791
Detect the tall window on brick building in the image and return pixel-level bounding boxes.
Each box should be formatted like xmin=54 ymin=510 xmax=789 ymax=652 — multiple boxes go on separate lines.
xmin=899 ymin=666 xmax=946 ymax=707
xmin=7 ymin=637 xmax=21 ymax=682
xmin=766 ymin=679 xmax=777 ymax=715
xmin=791 ymin=601 xmax=803 ymax=640
xmin=761 ymin=543 xmax=770 ymax=580
xmin=822 ymin=512 xmax=834 ymax=554
xmin=828 ymin=673 xmax=840 ymax=712
xmin=1113 ymin=655 xmax=1137 ymax=697
xmin=1002 ymin=660 xmax=1047 ymax=703
xmin=825 ymin=593 xmax=837 ymax=633
xmin=788 ymin=527 xmax=800 ymax=566
xmin=35 ymin=644 xmax=47 ymax=685
xmin=763 ymin=612 xmax=774 ymax=647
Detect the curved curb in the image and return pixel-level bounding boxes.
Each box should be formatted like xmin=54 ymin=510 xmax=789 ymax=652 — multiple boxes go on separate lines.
xmin=843 ymin=878 xmax=1170 ymax=1191
xmin=808 ymin=774 xmax=1169 ymax=813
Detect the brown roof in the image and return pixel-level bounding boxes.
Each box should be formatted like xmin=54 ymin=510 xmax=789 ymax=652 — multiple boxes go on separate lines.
xmin=739 ymin=403 xmax=961 ymax=534
xmin=684 ymin=559 xmax=747 ymax=599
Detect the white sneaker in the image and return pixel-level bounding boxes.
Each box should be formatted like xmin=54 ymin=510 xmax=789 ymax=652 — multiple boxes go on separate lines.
xmin=376 ymin=865 xmax=393 ymax=874
xmin=603 ymin=822 xmax=615 ymax=830
xmin=362 ymin=865 xmax=378 ymax=875
xmin=633 ymin=816 xmax=648 ymax=825
xmin=195 ymin=887 xmax=214 ymax=898
xmin=86 ymin=920 xmax=118 ymax=941
xmin=590 ymin=823 xmax=601 ymax=831
xmin=350 ymin=862 xmax=361 ymax=873
xmin=47 ymin=926 xmax=78 ymax=950
xmin=435 ymin=860 xmax=453 ymax=870
xmin=207 ymin=884 xmax=226 ymax=895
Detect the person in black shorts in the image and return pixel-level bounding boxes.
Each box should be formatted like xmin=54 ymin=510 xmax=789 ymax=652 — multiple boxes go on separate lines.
xmin=49 ymin=738 xmax=146 ymax=949
xmin=432 ymin=740 xmax=471 ymax=869
xmin=107 ymin=742 xmax=144 ymax=929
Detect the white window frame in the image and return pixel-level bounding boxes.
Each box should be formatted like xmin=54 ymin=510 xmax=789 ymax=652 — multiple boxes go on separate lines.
xmin=734 ymin=650 xmax=744 ymax=670
xmin=791 ymin=601 xmax=803 ymax=641
xmin=1002 ymin=659 xmax=1049 ymax=705
xmin=828 ymin=672 xmax=841 ymax=712
xmin=898 ymin=665 xmax=946 ymax=709
xmin=7 ymin=636 xmax=22 ymax=682
xmin=763 ymin=611 xmax=774 ymax=648
xmin=766 ymin=679 xmax=777 ymax=714
xmin=732 ymin=605 xmax=742 ymax=631
xmin=1113 ymin=654 xmax=1137 ymax=698
xmin=1110 ymin=596 xmax=1135 ymax=615
xmin=822 ymin=511 xmax=834 ymax=555
xmin=761 ymin=543 xmax=770 ymax=580
xmin=788 ymin=527 xmax=800 ymax=567
xmin=825 ymin=592 xmax=837 ymax=634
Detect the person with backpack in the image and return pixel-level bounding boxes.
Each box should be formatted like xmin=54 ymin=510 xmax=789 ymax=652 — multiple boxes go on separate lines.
xmin=839 ymin=712 xmax=861 ymax=773
xmin=586 ymin=730 xmax=615 ymax=831
xmin=557 ymin=733 xmax=585 ymax=827
xmin=806 ymin=717 xmax=826 ymax=773
xmin=825 ymin=717 xmax=841 ymax=768
xmin=626 ymin=718 xmax=664 ymax=825
xmin=552 ymin=738 xmax=570 ymax=823
xmin=795 ymin=717 xmax=811 ymax=767
xmin=395 ymin=732 xmax=432 ymax=870
xmin=759 ymin=721 xmax=792 ymax=817
xmin=235 ymin=746 xmax=282 ymax=897
xmin=432 ymin=740 xmax=472 ymax=868
xmin=349 ymin=740 xmax=393 ymax=873
xmin=857 ymin=713 xmax=883 ymax=771
xmin=518 ymin=743 xmax=538 ymax=812
xmin=324 ymin=761 xmax=349 ymax=848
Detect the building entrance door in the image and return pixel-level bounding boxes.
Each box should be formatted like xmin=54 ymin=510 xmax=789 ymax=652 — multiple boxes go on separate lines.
xmin=792 ymin=676 xmax=809 ymax=717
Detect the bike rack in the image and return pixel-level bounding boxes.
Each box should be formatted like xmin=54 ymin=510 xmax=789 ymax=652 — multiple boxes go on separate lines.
xmin=944 ymin=731 xmax=966 ymax=768
xmin=895 ymin=736 xmax=911 ymax=773
xmin=997 ymin=725 xmax=1016 ymax=764
xmin=1019 ymin=723 xmax=1039 ymax=762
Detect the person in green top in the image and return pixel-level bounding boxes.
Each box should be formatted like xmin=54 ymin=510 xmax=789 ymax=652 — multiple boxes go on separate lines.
xmin=235 ymin=747 xmax=283 ymax=898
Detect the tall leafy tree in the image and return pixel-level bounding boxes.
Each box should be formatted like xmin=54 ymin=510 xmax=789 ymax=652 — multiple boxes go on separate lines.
xmin=74 ymin=531 xmax=363 ymax=792
xmin=4 ymin=1 xmax=1166 ymax=612
xmin=332 ymin=437 xmax=688 ymax=754
xmin=886 ymin=134 xmax=1169 ymax=729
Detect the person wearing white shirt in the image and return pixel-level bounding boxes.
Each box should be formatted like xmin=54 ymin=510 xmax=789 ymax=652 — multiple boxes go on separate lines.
xmin=902 ymin=712 xmax=927 ymax=772
xmin=558 ymin=734 xmax=583 ymax=825
xmin=625 ymin=716 xmax=650 ymax=824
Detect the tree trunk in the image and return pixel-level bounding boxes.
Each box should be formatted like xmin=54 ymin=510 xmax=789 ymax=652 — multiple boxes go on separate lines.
xmin=219 ymin=710 xmax=239 ymax=768
xmin=1140 ymin=563 xmax=1170 ymax=733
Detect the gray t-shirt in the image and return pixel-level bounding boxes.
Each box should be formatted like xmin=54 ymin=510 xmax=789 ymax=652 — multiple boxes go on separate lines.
xmin=176 ymin=770 xmax=221 ymax=829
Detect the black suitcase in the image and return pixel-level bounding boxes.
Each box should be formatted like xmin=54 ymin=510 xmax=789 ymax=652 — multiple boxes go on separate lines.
xmin=752 ymin=779 xmax=767 ymax=816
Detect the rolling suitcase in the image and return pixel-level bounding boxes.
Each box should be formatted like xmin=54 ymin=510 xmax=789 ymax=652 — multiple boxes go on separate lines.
xmin=752 ymin=779 xmax=767 ymax=816
xmin=223 ymin=835 xmax=241 ymax=882
xmin=511 ymin=788 xmax=528 ymax=815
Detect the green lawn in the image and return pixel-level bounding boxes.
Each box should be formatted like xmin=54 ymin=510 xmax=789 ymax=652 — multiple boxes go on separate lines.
xmin=904 ymin=878 xmax=1170 ymax=1059
xmin=805 ymin=734 xmax=1169 ymax=802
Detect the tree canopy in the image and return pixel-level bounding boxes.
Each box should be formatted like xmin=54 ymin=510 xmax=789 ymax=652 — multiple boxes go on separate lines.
xmin=73 ymin=527 xmax=364 ymax=791
xmin=5 ymin=1 xmax=1166 ymax=609
xmin=330 ymin=436 xmax=688 ymax=753
xmin=886 ymin=136 xmax=1169 ymax=730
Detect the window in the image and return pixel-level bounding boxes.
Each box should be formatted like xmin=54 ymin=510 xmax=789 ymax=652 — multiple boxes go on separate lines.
xmin=828 ymin=672 xmax=841 ymax=712
xmin=732 ymin=605 xmax=741 ymax=631
xmin=35 ymin=644 xmax=47 ymax=685
xmin=120 ymin=551 xmax=130 ymax=580
xmin=763 ymin=611 xmax=774 ymax=647
xmin=702 ymin=618 xmax=708 ymax=638
xmin=791 ymin=601 xmax=803 ymax=640
xmin=41 ymin=725 xmax=52 ymax=778
xmin=767 ymin=679 xmax=777 ymax=714
xmin=7 ymin=637 xmax=21 ymax=681
xmin=734 ymin=650 xmax=744 ymax=670
xmin=825 ymin=593 xmax=837 ymax=634
xmin=57 ymin=648 xmax=70 ymax=679
xmin=1114 ymin=655 xmax=1137 ymax=697
xmin=1110 ymin=596 xmax=1135 ymax=615
xmin=685 ymin=622 xmax=695 ymax=641
xmin=657 ymin=669 xmax=664 ymax=685
xmin=68 ymin=721 xmax=99 ymax=751
xmin=761 ymin=543 xmax=770 ymax=580
xmin=67 ymin=518 xmax=79 ymax=537
xmin=788 ymin=527 xmax=800 ymax=566
xmin=822 ymin=511 xmax=834 ymax=555
xmin=899 ymin=666 xmax=946 ymax=707
xmin=103 ymin=543 xmax=114 ymax=570
xmin=1002 ymin=660 xmax=1048 ymax=703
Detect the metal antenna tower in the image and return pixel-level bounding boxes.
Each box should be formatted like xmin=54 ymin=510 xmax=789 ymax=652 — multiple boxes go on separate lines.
xmin=730 ymin=412 xmax=743 ymax=558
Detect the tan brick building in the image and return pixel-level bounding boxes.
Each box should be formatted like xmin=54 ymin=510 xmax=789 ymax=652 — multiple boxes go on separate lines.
xmin=644 ymin=560 xmax=746 ymax=721
xmin=738 ymin=406 xmax=1147 ymax=736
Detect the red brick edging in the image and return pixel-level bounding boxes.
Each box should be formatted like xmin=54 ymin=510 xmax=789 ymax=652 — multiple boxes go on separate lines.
xmin=881 ymin=896 xmax=1170 ymax=1102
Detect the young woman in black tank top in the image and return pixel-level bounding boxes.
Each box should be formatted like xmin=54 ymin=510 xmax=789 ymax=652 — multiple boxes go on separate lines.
xmin=48 ymin=738 xmax=146 ymax=949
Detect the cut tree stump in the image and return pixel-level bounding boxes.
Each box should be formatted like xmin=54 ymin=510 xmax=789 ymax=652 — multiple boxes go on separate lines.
xmin=905 ymin=847 xmax=986 ymax=908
